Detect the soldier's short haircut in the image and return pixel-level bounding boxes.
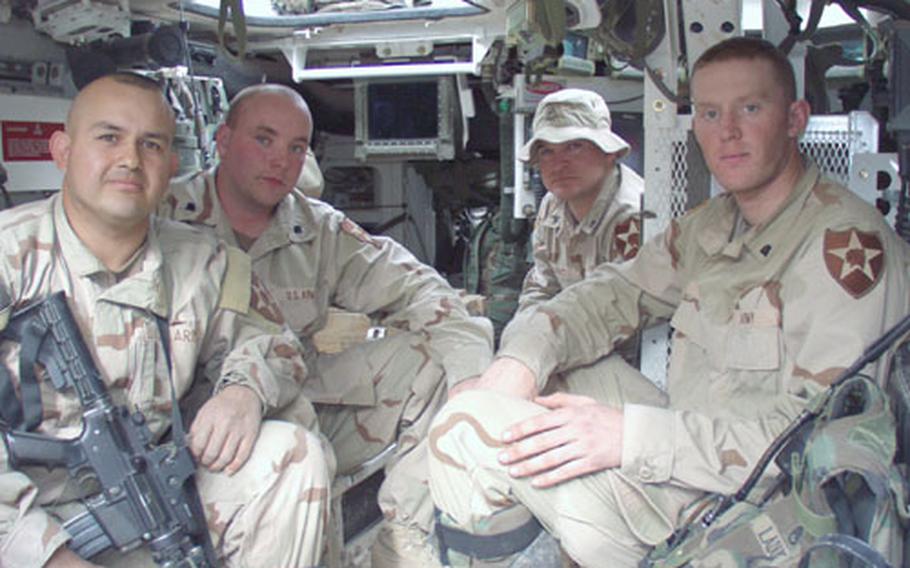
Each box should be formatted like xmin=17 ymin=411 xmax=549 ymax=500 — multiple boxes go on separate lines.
xmin=692 ymin=37 xmax=797 ymax=102
xmin=225 ymin=84 xmax=311 ymax=128
xmin=70 ymin=72 xmax=174 ymax=125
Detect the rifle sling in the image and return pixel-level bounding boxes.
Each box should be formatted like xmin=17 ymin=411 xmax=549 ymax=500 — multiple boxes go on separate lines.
xmin=7 ymin=317 xmax=48 ymax=431
xmin=0 ymin=363 xmax=23 ymax=429
xmin=154 ymin=315 xmax=188 ymax=448
xmin=0 ymin=305 xmax=178 ymax=435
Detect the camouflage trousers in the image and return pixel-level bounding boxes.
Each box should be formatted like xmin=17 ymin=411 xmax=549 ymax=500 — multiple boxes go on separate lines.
xmin=313 ymin=331 xmax=447 ymax=532
xmin=428 ymin=356 xmax=700 ymax=568
xmin=60 ymin=420 xmax=332 ymax=568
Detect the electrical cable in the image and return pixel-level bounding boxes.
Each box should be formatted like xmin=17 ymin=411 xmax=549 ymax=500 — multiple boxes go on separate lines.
xmin=0 ymin=163 xmax=12 ymax=210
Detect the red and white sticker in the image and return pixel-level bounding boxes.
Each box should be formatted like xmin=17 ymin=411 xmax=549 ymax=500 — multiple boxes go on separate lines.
xmin=526 ymin=81 xmax=563 ymax=96
xmin=2 ymin=120 xmax=64 ymax=162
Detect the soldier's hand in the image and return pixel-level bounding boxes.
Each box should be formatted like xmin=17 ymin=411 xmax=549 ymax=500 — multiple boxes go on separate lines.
xmin=448 ymin=357 xmax=538 ymax=400
xmin=45 ymin=546 xmax=101 ymax=567
xmin=189 ymin=384 xmax=263 ymax=475
xmin=497 ymin=392 xmax=623 ymax=488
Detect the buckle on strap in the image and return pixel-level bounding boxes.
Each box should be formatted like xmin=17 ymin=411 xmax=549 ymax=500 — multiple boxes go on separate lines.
xmin=434 ymin=507 xmax=543 ymax=563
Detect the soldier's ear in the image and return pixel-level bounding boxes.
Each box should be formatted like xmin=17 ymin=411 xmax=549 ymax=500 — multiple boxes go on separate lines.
xmin=169 ymin=150 xmax=179 ymax=177
xmin=214 ymin=124 xmax=231 ymax=158
xmin=49 ymin=130 xmax=71 ymax=171
xmin=787 ymin=100 xmax=811 ymax=139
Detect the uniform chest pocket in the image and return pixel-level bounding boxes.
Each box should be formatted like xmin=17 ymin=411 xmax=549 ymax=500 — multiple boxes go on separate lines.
xmin=724 ymin=288 xmax=782 ymax=371
xmin=670 ymin=285 xmax=782 ymax=372
xmin=724 ymin=316 xmax=781 ymax=370
xmin=274 ymin=286 xmax=322 ymax=334
xmin=554 ymin=240 xmax=585 ymax=288
xmin=130 ymin=317 xmax=181 ymax=425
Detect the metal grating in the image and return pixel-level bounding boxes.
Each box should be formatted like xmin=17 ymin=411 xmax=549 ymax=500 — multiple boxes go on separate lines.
xmin=800 ymin=130 xmax=853 ymax=185
xmin=644 ymin=125 xmax=692 ymax=235
xmin=669 ymin=140 xmax=690 ymax=218
xmin=640 ymin=125 xmax=691 ymax=390
xmin=802 ymin=112 xmax=879 ymax=188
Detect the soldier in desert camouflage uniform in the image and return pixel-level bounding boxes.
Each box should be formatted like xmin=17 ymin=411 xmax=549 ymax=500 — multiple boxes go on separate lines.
xmin=514 ymin=88 xmax=643 ymax=316
xmin=509 ymin=88 xmax=645 ymax=372
xmin=161 ymin=84 xmax=495 ymax=566
xmin=0 ymin=73 xmax=331 ymax=568
xmin=428 ymin=37 xmax=910 ymax=567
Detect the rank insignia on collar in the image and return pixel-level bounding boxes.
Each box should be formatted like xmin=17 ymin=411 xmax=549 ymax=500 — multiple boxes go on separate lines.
xmin=823 ymin=228 xmax=884 ymax=299
xmin=613 ymin=217 xmax=641 ymax=261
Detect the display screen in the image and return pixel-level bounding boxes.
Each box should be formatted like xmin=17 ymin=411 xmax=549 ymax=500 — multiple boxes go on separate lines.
xmin=367 ymin=81 xmax=439 ymax=140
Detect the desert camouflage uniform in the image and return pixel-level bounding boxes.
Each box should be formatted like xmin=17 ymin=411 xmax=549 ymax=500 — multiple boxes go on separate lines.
xmin=513 ymin=164 xmax=643 ymax=369
xmin=162 ymin=169 xmax=495 ymax=533
xmin=0 ymin=195 xmax=331 ymax=568
xmin=428 ymin=164 xmax=910 ymax=567
xmin=514 ymin=164 xmax=642 ymax=315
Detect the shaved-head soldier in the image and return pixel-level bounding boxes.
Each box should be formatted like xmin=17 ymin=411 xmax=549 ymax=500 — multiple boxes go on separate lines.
xmin=0 ymin=74 xmax=331 ymax=567
xmin=162 ymin=83 xmax=494 ymax=566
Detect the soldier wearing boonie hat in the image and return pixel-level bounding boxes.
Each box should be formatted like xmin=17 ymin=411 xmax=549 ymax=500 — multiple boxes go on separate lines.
xmin=425 ymin=95 xmax=666 ymax=568
xmin=519 ymin=87 xmax=631 ymax=162
xmin=511 ymin=88 xmax=644 ymax=329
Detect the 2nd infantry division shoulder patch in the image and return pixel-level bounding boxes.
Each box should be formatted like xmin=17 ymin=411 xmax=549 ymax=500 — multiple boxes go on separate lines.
xmin=823 ymin=228 xmax=884 ymax=299
xmin=613 ymin=217 xmax=641 ymax=261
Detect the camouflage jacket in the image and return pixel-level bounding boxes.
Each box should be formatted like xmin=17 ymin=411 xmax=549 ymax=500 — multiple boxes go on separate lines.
xmin=0 ymin=195 xmax=306 ymax=567
xmin=499 ymin=164 xmax=910 ymax=496
xmin=514 ymin=163 xmax=642 ymax=315
xmin=162 ymin=169 xmax=494 ymax=401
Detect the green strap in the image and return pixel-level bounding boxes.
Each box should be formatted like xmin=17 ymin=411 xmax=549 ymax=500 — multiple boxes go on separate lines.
xmin=536 ymin=0 xmax=566 ymax=47
xmin=789 ymin=453 xmax=839 ymax=538
xmin=889 ymin=467 xmax=910 ymax=522
xmin=218 ymin=0 xmax=248 ymax=59
xmin=791 ymin=490 xmax=839 ymax=539
xmin=218 ymin=246 xmax=253 ymax=314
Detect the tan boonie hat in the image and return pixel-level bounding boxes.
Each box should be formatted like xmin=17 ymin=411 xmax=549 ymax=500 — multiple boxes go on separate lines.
xmin=518 ymin=88 xmax=630 ymax=163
